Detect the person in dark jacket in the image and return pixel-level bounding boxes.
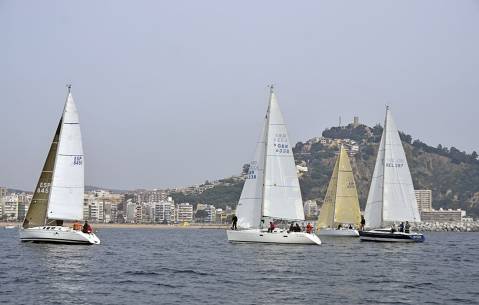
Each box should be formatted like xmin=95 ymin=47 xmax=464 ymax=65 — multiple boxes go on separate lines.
xmin=82 ymin=221 xmax=92 ymax=234
xmin=288 ymin=223 xmax=294 ymax=233
xmin=294 ymin=223 xmax=301 ymax=232
xmin=405 ymin=221 xmax=411 ymax=233
xmin=360 ymin=215 xmax=366 ymax=231
xmin=231 ymin=215 xmax=238 ymax=230
xmin=398 ymin=222 xmax=404 ymax=233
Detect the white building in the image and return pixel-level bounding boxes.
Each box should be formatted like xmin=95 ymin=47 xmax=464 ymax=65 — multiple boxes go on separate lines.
xmin=205 ymin=205 xmax=216 ymax=223
xmin=304 ymin=200 xmax=319 ymax=219
xmin=176 ymin=203 xmax=193 ymax=222
xmin=415 ymin=190 xmax=432 ymax=211
xmin=2 ymin=194 xmax=19 ymax=221
xmin=126 ymin=200 xmax=137 ymax=223
xmin=154 ymin=200 xmax=176 ymax=224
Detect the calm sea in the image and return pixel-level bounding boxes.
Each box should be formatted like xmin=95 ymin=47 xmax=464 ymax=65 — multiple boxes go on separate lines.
xmin=0 ymin=228 xmax=477 ymax=305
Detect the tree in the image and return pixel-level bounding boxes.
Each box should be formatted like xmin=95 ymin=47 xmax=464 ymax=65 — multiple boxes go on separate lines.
xmin=399 ymin=132 xmax=412 ymax=144
xmin=195 ymin=209 xmax=209 ymax=222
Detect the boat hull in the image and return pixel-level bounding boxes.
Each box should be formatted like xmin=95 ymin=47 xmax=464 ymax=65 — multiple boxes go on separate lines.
xmin=318 ymin=228 xmax=359 ymax=237
xmin=20 ymin=226 xmax=100 ymax=245
xmin=359 ymin=229 xmax=424 ymax=243
xmin=226 ymin=229 xmax=322 ymax=245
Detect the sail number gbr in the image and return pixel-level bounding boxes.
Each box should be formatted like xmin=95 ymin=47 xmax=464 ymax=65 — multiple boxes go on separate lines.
xmin=73 ymin=156 xmax=83 ymax=166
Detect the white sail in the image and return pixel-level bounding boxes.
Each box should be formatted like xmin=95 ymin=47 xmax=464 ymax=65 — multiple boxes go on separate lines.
xmin=262 ymin=91 xmax=304 ymax=221
xmin=365 ymin=132 xmax=385 ymax=228
xmin=236 ymin=122 xmax=266 ymax=229
xmin=47 ymin=92 xmax=85 ymax=221
xmin=365 ymin=107 xmax=421 ymax=228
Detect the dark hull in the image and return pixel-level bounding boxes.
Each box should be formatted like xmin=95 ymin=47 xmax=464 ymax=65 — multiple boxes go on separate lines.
xmin=21 ymin=238 xmax=92 ymax=245
xmin=359 ymin=230 xmax=425 ymax=243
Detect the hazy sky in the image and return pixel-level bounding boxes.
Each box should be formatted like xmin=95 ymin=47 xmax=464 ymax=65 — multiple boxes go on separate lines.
xmin=1 ymin=0 xmax=478 ymax=191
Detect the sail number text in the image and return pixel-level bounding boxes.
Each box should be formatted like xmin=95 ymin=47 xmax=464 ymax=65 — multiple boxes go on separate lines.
xmin=73 ymin=156 xmax=83 ymax=166
xmin=37 ymin=182 xmax=51 ymax=194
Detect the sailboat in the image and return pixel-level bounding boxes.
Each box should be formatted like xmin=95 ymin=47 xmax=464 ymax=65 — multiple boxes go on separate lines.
xmin=20 ymin=86 xmax=100 ymax=245
xmin=359 ymin=106 xmax=424 ymax=242
xmin=226 ymin=86 xmax=321 ymax=245
xmin=317 ymin=145 xmax=361 ymax=237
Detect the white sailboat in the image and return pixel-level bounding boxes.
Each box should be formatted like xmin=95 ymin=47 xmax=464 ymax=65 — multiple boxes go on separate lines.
xmin=20 ymin=86 xmax=100 ymax=245
xmin=318 ymin=146 xmax=361 ymax=237
xmin=360 ymin=106 xmax=424 ymax=242
xmin=226 ymin=86 xmax=321 ymax=245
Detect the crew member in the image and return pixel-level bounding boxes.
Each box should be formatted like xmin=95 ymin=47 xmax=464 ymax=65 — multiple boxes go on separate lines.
xmin=231 ymin=215 xmax=238 ymax=230
xmin=360 ymin=215 xmax=366 ymax=231
xmin=405 ymin=221 xmax=410 ymax=233
xmin=82 ymin=221 xmax=93 ymax=234
xmin=306 ymin=223 xmax=313 ymax=234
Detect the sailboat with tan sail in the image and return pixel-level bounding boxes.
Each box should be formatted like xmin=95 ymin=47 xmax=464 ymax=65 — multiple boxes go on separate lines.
xmin=317 ymin=145 xmax=361 ymax=237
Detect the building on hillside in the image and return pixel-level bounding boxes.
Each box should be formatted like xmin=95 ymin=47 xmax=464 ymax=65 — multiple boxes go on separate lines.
xmin=0 ymin=187 xmax=7 ymax=197
xmin=204 ymin=205 xmax=216 ymax=223
xmin=420 ymin=208 xmax=465 ymax=223
xmin=176 ymin=203 xmax=193 ymax=222
xmin=415 ymin=190 xmax=432 ymax=211
xmin=353 ymin=116 xmax=360 ymax=128
xmin=215 ymin=208 xmax=226 ymax=224
xmin=303 ymin=200 xmax=319 ymax=219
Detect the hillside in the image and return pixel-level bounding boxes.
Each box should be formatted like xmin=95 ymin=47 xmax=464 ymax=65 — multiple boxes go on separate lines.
xmin=172 ymin=124 xmax=479 ymax=218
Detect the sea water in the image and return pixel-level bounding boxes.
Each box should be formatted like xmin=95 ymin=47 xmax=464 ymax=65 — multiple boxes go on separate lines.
xmin=0 ymin=229 xmax=477 ymax=305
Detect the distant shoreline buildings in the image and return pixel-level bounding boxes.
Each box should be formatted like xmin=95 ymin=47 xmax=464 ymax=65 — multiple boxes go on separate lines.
xmin=0 ymin=186 xmax=473 ymax=226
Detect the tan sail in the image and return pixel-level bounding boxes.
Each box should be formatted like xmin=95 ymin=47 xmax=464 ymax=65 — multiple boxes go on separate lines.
xmin=22 ymin=120 xmax=62 ymax=228
xmin=318 ymin=152 xmax=339 ymax=228
xmin=318 ymin=146 xmax=361 ymax=228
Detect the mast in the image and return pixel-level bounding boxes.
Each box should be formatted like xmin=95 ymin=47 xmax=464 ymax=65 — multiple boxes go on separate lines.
xmin=260 ymin=85 xmax=273 ymax=224
xmin=380 ymin=105 xmax=389 ymax=228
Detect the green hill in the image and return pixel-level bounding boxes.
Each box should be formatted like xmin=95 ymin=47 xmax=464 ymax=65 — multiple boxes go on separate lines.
xmin=171 ymin=124 xmax=479 ymax=218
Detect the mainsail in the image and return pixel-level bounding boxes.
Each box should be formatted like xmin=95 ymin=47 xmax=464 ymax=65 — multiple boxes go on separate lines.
xmin=23 ymin=88 xmax=84 ymax=228
xmin=318 ymin=146 xmax=361 ymax=228
xmin=364 ymin=107 xmax=421 ymax=228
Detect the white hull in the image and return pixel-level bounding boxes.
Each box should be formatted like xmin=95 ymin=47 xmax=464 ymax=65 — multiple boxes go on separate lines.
xmin=20 ymin=226 xmax=100 ymax=245
xmin=318 ymin=228 xmax=359 ymax=237
xmin=226 ymin=229 xmax=321 ymax=245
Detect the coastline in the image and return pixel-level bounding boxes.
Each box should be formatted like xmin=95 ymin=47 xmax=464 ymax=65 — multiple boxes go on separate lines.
xmin=0 ymin=222 xmax=229 ymax=230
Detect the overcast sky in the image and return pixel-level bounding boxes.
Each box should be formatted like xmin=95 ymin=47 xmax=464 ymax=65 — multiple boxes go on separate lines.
xmin=1 ymin=0 xmax=478 ymax=191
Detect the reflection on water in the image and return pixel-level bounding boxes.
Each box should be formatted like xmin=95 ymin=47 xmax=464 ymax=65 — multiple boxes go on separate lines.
xmin=0 ymin=229 xmax=478 ymax=305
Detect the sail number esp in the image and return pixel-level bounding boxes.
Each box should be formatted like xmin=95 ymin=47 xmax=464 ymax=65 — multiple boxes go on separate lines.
xmin=73 ymin=156 xmax=83 ymax=166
